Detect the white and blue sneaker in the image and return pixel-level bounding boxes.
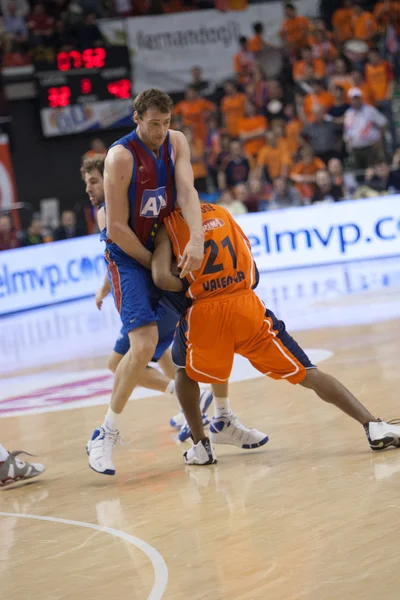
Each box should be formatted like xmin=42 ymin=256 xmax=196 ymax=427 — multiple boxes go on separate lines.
xmin=199 ymin=390 xmax=214 ymax=414
xmin=171 ymin=390 xmax=214 ymax=432
xmin=170 ymin=412 xmax=186 ymax=429
xmin=179 ymin=414 xmax=210 ymax=442
xmin=210 ymin=413 xmax=269 ymax=449
xmin=86 ymin=426 xmax=119 ymax=475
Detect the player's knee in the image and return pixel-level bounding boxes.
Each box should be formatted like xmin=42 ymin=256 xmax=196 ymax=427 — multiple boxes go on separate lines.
xmin=107 ymin=352 xmax=122 ymax=373
xmin=128 ymin=326 xmax=158 ymax=362
xmin=299 ymin=367 xmax=320 ymax=389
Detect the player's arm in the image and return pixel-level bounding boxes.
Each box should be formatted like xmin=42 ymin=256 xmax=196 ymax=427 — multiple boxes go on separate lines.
xmin=172 ymin=131 xmax=204 ymax=278
xmin=152 ymin=225 xmax=183 ymax=292
xmin=104 ymin=145 xmax=152 ymax=269
xmin=94 ymin=205 xmax=110 ymax=309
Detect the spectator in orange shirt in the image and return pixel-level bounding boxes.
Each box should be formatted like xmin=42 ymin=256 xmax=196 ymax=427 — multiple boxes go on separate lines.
xmin=271 ymin=121 xmax=293 ymax=161
xmin=332 ymin=0 xmax=355 ymax=43
xmin=284 ymin=103 xmax=303 ymax=154
xmin=248 ymin=22 xmax=266 ymax=55
xmin=257 ymin=131 xmax=292 ymax=182
xmin=373 ymin=0 xmax=400 ymax=33
xmin=350 ymin=70 xmax=374 ymax=105
xmin=280 ymin=3 xmax=311 ymax=51
xmin=237 ymin=101 xmax=268 ymax=163
xmin=174 ymin=86 xmax=216 ymax=142
xmin=182 ymin=126 xmax=208 ymax=194
xmin=330 ymin=58 xmax=353 ymax=100
xmin=233 ymin=36 xmax=255 ymax=86
xmin=351 ymin=3 xmax=378 ymax=42
xmin=290 ymin=146 xmax=326 ymax=201
xmin=365 ymin=47 xmax=396 ymax=152
xmin=293 ymin=46 xmax=326 ymax=81
xmin=220 ymin=81 xmax=246 ymax=138
xmin=311 ymin=30 xmax=338 ymax=64
xmin=302 ymin=80 xmax=334 ymax=123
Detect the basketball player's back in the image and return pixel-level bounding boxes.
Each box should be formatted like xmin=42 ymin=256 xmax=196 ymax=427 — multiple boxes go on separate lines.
xmin=163 ymin=203 xmax=311 ymax=389
xmin=164 ymin=203 xmax=257 ymax=302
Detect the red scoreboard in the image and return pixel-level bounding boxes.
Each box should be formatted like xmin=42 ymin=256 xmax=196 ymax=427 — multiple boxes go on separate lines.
xmin=34 ymin=47 xmax=133 ymax=137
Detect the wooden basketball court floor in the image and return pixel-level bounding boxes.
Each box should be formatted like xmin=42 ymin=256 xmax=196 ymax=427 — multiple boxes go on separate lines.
xmin=1 ymin=256 xmax=400 ymax=600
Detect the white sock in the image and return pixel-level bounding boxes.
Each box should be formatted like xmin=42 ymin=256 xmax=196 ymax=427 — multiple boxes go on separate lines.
xmin=165 ymin=380 xmax=175 ymax=395
xmin=103 ymin=407 xmax=120 ymax=432
xmin=214 ymin=397 xmax=231 ymax=418
xmin=0 ymin=444 xmax=9 ymax=462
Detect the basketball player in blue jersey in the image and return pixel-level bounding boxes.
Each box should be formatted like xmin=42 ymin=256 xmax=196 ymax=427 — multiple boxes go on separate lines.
xmin=86 ymin=89 xmax=205 ymax=475
xmin=81 ymin=155 xmax=212 ymax=430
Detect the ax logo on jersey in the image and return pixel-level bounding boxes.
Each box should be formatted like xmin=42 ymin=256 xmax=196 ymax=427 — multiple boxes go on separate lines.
xmin=140 ymin=186 xmax=167 ymax=217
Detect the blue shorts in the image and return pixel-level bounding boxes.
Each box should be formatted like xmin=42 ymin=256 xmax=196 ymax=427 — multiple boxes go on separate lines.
xmin=105 ymin=244 xmax=165 ymax=335
xmin=113 ymin=303 xmax=179 ymax=359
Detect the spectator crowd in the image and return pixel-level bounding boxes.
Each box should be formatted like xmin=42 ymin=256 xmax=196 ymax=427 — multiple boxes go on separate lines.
xmin=0 ymin=0 xmax=399 ymax=249
xmin=169 ymin=0 xmax=400 ymax=215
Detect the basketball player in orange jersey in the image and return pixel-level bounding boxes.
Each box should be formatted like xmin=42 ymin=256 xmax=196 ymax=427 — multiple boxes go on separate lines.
xmin=152 ymin=204 xmax=400 ymax=465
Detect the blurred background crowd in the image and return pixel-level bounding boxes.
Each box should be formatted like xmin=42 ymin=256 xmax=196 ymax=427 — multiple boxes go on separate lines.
xmin=0 ymin=0 xmax=399 ymax=251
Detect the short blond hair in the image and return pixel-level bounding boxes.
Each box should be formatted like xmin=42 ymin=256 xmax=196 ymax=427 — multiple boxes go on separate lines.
xmin=134 ymin=88 xmax=173 ymax=118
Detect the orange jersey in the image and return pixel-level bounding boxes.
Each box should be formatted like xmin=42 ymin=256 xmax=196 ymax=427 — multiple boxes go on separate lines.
xmin=164 ymin=204 xmax=257 ymax=302
xmin=365 ymin=60 xmax=394 ymax=102
xmin=280 ymin=15 xmax=311 ymax=47
xmin=221 ymin=93 xmax=246 ymax=137
xmin=351 ymin=11 xmax=378 ymax=40
xmin=285 ymin=118 xmax=303 ymax=153
xmin=303 ymin=91 xmax=334 ymax=121
xmin=257 ymin=144 xmax=291 ymax=179
xmin=332 ymin=7 xmax=355 ymax=41
xmin=237 ymin=115 xmax=268 ymax=157
xmin=373 ymin=1 xmax=400 ymax=34
xmin=293 ymin=58 xmax=326 ymax=80
xmin=248 ymin=34 xmax=263 ymax=53
xmin=173 ymin=98 xmax=215 ymax=141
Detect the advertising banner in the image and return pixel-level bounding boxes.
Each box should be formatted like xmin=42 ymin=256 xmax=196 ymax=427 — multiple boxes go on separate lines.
xmin=0 ymin=196 xmax=399 ymax=316
xmin=122 ymin=0 xmax=318 ymax=92
xmin=40 ymin=99 xmax=133 ymax=137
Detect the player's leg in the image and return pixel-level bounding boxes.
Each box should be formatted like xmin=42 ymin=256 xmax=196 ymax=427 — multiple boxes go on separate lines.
xmin=0 ymin=445 xmax=45 ymax=490
xmin=87 ymin=251 xmax=160 ymax=475
xmin=300 ymin=369 xmax=400 ymax=450
xmin=157 ymin=349 xmax=175 ymax=380
xmin=174 ymin=367 xmax=217 ymax=465
xmin=249 ymin=305 xmax=400 ymax=451
xmin=299 ymin=369 xmax=375 ymax=424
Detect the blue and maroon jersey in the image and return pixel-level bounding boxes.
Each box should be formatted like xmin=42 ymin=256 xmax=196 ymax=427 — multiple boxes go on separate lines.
xmin=107 ymin=128 xmax=176 ymax=252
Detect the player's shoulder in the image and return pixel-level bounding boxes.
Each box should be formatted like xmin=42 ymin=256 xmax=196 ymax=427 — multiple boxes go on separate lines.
xmin=169 ymin=129 xmax=189 ymax=152
xmin=105 ymin=143 xmax=133 ymax=169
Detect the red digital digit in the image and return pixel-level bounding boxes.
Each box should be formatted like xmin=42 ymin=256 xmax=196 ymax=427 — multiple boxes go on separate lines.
xmin=69 ymin=50 xmax=82 ymax=69
xmin=57 ymin=51 xmax=70 ymax=71
xmin=93 ymin=47 xmax=106 ymax=68
xmin=82 ymin=49 xmax=95 ymax=69
xmin=48 ymin=86 xmax=71 ymax=108
xmin=81 ymin=78 xmax=92 ymax=94
xmin=107 ymin=79 xmax=131 ymax=99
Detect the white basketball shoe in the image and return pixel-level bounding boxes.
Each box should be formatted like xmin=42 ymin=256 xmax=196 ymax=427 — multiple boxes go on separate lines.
xmin=365 ymin=420 xmax=400 ymax=451
xmin=210 ymin=413 xmax=269 ymax=449
xmin=86 ymin=426 xmax=120 ymax=475
xmin=183 ymin=438 xmax=217 ymax=465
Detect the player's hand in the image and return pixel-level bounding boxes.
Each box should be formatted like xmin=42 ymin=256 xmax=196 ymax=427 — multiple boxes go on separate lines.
xmin=95 ymin=288 xmax=107 ymax=310
xmin=178 ymin=237 xmax=204 ymax=278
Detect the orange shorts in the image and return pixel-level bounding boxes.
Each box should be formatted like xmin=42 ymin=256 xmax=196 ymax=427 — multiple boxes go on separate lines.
xmin=172 ymin=291 xmax=314 ymax=384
